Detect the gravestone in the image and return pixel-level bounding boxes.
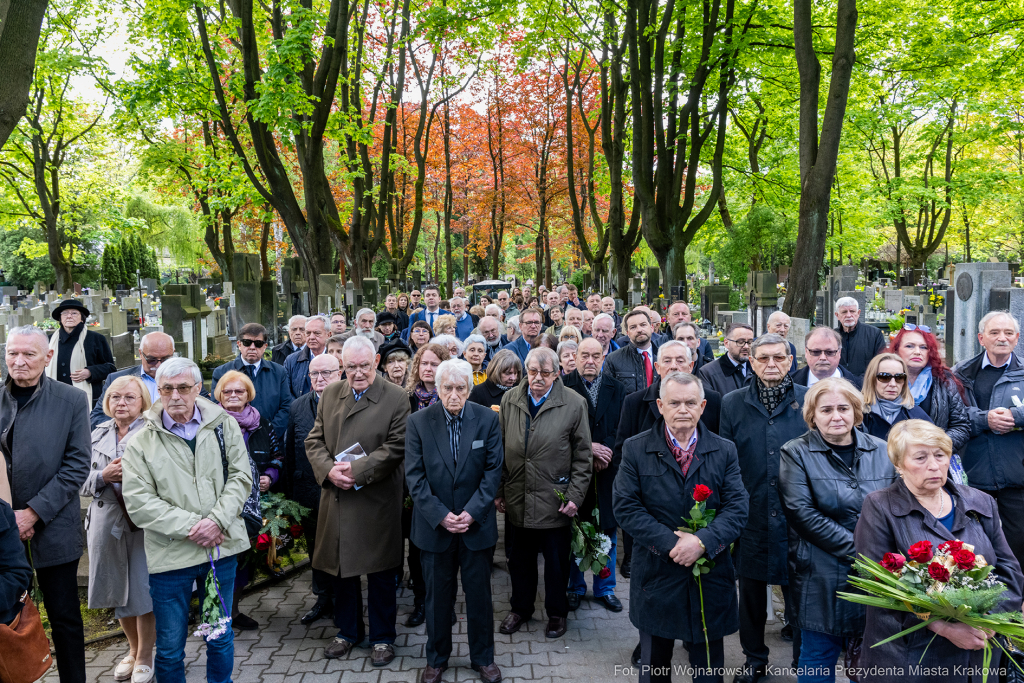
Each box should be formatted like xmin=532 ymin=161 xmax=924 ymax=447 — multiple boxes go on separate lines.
xmin=701 ymin=285 xmax=731 ymax=322
xmin=232 ymin=253 xmax=263 ymax=331
xmin=111 ymin=333 xmax=135 ymax=370
xmin=949 ymin=262 xmax=1011 ymax=364
xmin=629 ymin=278 xmax=643 ymax=308
xmin=162 ymin=283 xmax=211 ymax=361
xmin=747 ymin=271 xmax=778 ymax=336
xmin=30 ymin=306 xmax=45 ymax=323
xmin=104 ymin=304 xmax=128 ymax=337
xmin=260 ymin=280 xmax=278 ymax=342
xmin=787 ymin=317 xmax=810 ymax=359
xmin=205 ymin=308 xmax=233 ymax=358
xmin=884 ymin=290 xmax=904 ymax=312
xmin=988 ymin=287 xmax=1024 ymax=359
xmin=362 ymin=278 xmax=380 ymax=310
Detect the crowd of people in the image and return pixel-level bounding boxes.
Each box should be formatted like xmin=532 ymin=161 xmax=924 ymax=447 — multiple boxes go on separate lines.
xmin=1 ymin=283 xmax=1023 ymax=683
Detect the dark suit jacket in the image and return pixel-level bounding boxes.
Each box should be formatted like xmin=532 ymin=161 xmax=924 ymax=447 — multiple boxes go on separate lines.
xmin=790 ymin=364 xmax=863 ymax=389
xmin=613 ymin=420 xmax=749 ymax=642
xmin=613 ymin=378 xmax=721 ymax=474
xmin=405 ymin=402 xmax=503 ymax=553
xmin=211 ymin=358 xmax=293 ymax=440
xmin=698 ymin=354 xmax=752 ymax=398
xmin=272 ymin=340 xmax=301 ymax=367
xmin=563 ymin=370 xmax=627 ymax=530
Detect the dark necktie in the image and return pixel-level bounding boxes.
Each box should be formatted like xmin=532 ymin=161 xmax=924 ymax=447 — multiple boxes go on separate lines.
xmin=244 ymin=364 xmax=256 ymax=381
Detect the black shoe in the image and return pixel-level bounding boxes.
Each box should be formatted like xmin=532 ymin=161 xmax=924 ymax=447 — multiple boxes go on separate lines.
xmin=233 ymin=613 xmax=259 ymax=630
xmin=406 ymin=603 xmax=425 ymax=627
xmin=781 ymin=623 xmax=794 ymax=642
xmin=301 ymin=599 xmax=333 ymax=625
xmin=597 ymin=594 xmax=622 ymax=612
xmin=732 ymin=662 xmax=767 ymax=683
xmin=620 ymin=558 xmax=631 ymax=579
xmin=631 ymin=642 xmax=641 ymax=667
xmin=567 ymin=592 xmax=582 ymax=611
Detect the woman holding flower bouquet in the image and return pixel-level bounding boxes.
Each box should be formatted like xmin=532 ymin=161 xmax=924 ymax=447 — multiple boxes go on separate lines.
xmin=852 ymin=419 xmax=1023 ymax=681
xmin=778 ymin=377 xmax=896 ymax=683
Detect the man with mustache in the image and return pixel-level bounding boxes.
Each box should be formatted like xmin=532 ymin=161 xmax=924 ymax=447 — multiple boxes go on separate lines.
xmin=954 ymin=310 xmax=1024 ymax=565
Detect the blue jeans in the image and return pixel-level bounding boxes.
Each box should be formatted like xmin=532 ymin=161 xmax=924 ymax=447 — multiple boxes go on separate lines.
xmin=150 ymin=554 xmax=237 ymax=683
xmin=797 ymin=629 xmax=843 ymax=683
xmin=568 ymin=533 xmax=617 ymax=597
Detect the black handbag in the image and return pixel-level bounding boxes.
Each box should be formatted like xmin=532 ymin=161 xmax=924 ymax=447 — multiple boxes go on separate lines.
xmin=214 ymin=424 xmax=263 ymax=537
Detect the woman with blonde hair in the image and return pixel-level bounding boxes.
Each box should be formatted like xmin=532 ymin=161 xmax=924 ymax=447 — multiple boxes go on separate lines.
xmin=854 ymin=419 xmax=1023 ymax=681
xmin=779 ymin=377 xmax=896 ymax=683
xmin=860 ymin=353 xmax=933 ymax=444
xmin=432 ymin=314 xmax=457 ymax=337
xmin=83 ymin=375 xmax=155 ymax=683
xmin=558 ymin=325 xmax=582 ymax=345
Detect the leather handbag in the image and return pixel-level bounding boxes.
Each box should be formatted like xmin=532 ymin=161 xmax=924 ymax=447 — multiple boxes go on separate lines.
xmin=0 ymin=592 xmax=53 ymax=683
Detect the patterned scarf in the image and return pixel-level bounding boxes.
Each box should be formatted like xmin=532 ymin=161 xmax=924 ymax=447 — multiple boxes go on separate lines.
xmin=582 ymin=373 xmax=602 ymax=408
xmin=756 ymin=374 xmax=793 ymax=414
xmin=413 ymin=383 xmax=439 ymax=411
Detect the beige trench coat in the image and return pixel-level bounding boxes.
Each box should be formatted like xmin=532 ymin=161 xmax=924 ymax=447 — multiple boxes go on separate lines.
xmin=304 ymin=376 xmax=410 ymax=578
xmin=82 ymin=417 xmax=145 ymax=609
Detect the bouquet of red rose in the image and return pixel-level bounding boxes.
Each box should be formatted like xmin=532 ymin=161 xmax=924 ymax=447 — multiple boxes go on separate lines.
xmin=677 ymin=484 xmax=716 ymax=667
xmin=838 ymin=539 xmax=1024 ymax=681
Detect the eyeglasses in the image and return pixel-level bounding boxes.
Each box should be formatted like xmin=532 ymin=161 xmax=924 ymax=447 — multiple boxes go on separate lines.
xmin=875 ymin=372 xmax=907 ymax=384
xmin=309 ymin=370 xmax=338 ymax=379
xmin=903 ymin=323 xmax=931 ymax=334
xmin=726 ymin=338 xmax=753 ymax=347
xmin=806 ymin=348 xmax=839 ymax=358
xmin=108 ymin=394 xmax=140 ymax=405
xmin=753 ymin=355 xmax=789 ymax=365
xmin=344 ymin=362 xmax=374 ymax=374
xmin=158 ymin=384 xmax=196 ymax=396
xmin=522 ymin=320 xmax=542 ymax=327
xmin=527 ymin=367 xmax=556 ymax=378
xmin=142 ymin=354 xmax=174 ymax=364
xmin=239 ymin=339 xmax=267 ymax=348
xmin=220 ymin=389 xmax=248 ymax=396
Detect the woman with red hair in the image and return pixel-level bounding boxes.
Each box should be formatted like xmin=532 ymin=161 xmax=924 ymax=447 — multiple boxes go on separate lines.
xmin=889 ymin=324 xmax=970 ymax=483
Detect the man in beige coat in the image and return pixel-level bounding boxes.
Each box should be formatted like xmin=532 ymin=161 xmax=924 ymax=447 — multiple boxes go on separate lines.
xmin=305 ymin=335 xmax=410 ymax=666
xmin=496 ymin=347 xmax=592 ymax=640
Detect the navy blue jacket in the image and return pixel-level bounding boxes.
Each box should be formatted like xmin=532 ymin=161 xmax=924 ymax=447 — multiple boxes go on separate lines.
xmin=282 ymin=346 xmax=322 ymax=398
xmin=505 ymin=335 xmax=532 ymax=363
xmin=0 ymin=500 xmax=32 ymax=624
xmin=613 ymin=420 xmax=749 ymax=642
xmin=405 ymin=402 xmax=503 ymax=553
xmin=212 ymin=357 xmax=292 ymax=440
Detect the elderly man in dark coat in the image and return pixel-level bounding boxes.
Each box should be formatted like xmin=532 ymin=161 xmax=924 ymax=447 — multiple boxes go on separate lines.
xmin=286 ymin=353 xmax=342 ymax=625
xmin=305 ymin=336 xmax=410 ymax=666
xmin=405 ymin=359 xmax=504 ymax=683
xmin=1 ymin=325 xmax=91 ymax=683
xmin=720 ymin=333 xmax=807 ymax=683
xmin=562 ymin=338 xmax=628 ymax=612
xmin=613 ymin=371 xmax=749 ymax=683
xmin=496 ymin=346 xmax=592 ymax=640
xmin=698 ymin=323 xmax=754 ymax=398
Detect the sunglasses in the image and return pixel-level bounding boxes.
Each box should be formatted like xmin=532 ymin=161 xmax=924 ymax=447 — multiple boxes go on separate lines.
xmin=903 ymin=323 xmax=931 ymax=334
xmin=240 ymin=339 xmax=267 ymax=348
xmin=876 ymin=372 xmax=907 ymax=384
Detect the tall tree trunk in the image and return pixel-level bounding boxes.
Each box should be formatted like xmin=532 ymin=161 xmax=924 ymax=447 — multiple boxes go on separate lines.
xmin=260 ymin=214 xmax=271 ymax=280
xmin=783 ymin=0 xmax=857 ymax=318
xmin=0 ymin=0 xmax=47 ymax=149
xmin=443 ymin=101 xmax=454 ymax=296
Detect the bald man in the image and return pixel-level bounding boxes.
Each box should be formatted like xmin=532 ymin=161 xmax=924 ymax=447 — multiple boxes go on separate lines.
xmin=91 ymin=331 xmax=177 ymax=429
xmin=766 ymin=311 xmax=799 ymax=373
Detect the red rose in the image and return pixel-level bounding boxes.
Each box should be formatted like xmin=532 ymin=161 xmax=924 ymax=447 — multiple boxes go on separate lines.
xmin=289 ymin=524 xmax=303 ymax=538
xmin=939 ymin=540 xmax=964 ymax=553
xmin=692 ymin=485 xmax=712 ymax=503
xmin=928 ymin=562 xmax=951 ymax=583
xmin=598 ymin=566 xmax=611 ymax=579
xmin=256 ymin=534 xmax=271 ymax=550
xmin=953 ymin=548 xmax=976 ymax=571
xmin=907 ymin=540 xmax=933 ymax=563
xmin=881 ymin=552 xmax=906 ymax=572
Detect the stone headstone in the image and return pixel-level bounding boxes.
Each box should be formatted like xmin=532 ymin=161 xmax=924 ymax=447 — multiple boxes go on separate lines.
xmin=106 ymin=304 xmax=128 ymax=337
xmin=787 ymin=317 xmax=810 ymax=358
xmin=950 ymin=262 xmax=1012 ymax=364
xmin=111 ymin=333 xmax=135 ymax=369
xmin=988 ymin=287 xmax=1024 ymax=359
xmin=883 ymin=289 xmax=904 ymax=312
xmin=260 ymin=280 xmax=278 ymax=341
xmin=700 ymin=285 xmax=731 ymax=322
xmin=29 ymin=306 xmax=45 ymax=323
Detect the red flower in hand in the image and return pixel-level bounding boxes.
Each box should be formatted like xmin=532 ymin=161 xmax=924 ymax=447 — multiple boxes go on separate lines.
xmin=289 ymin=524 xmax=303 ymax=538
xmin=928 ymin=561 xmax=951 ymax=583
xmin=907 ymin=540 xmax=933 ymax=563
xmin=598 ymin=566 xmax=611 ymax=579
xmin=881 ymin=552 xmax=906 ymax=573
xmin=953 ymin=548 xmax=977 ymax=571
xmin=939 ymin=540 xmax=964 ymax=553
xmin=692 ymin=485 xmax=712 ymax=503
xmin=256 ymin=534 xmax=271 ymax=550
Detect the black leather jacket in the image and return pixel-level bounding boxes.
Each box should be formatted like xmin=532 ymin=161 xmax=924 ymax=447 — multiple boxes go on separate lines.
xmin=924 ymin=375 xmax=971 ymax=454
xmin=779 ymin=428 xmax=896 ymax=637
